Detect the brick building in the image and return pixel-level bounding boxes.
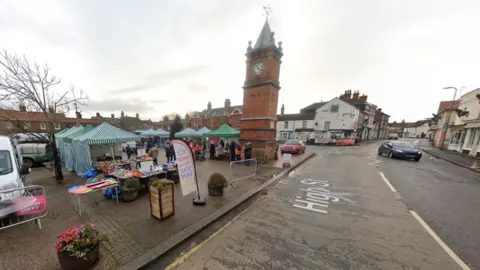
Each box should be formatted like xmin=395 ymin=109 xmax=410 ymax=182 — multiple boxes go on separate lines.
xmin=189 ymin=99 xmax=243 ymax=130
xmin=91 ymin=111 xmax=155 ymax=132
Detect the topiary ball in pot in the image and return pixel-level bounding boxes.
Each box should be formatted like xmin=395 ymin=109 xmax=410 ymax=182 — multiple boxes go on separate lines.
xmin=122 ymin=178 xmax=140 ymax=202
xmin=207 ymin=173 xmax=228 ymax=196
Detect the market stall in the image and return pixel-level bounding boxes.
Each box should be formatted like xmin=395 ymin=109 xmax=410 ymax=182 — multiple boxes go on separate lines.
xmin=203 ymin=124 xmax=240 ymax=138
xmin=175 ymin=127 xmax=199 ymax=138
xmin=62 ymin=125 xmax=94 ymax=171
xmin=195 ymin=127 xmax=211 ymax=136
xmin=141 ymin=128 xmax=170 ymax=147
xmin=56 ymin=126 xmax=84 ymax=163
xmin=71 ymin=122 xmax=140 ymax=176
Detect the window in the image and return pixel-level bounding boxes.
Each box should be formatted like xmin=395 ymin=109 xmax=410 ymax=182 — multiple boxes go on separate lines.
xmin=23 ymin=122 xmax=31 ymax=129
xmin=40 ymin=122 xmax=47 ymax=130
xmin=302 ymin=121 xmax=307 ymax=128
xmin=467 ymin=130 xmax=477 ymax=148
xmin=330 ymin=105 xmax=339 ymax=113
xmin=5 ymin=121 xmax=12 ymax=129
xmin=0 ymin=150 xmax=13 ymax=175
xmin=281 ymin=132 xmax=289 ymax=140
xmin=284 ymin=121 xmax=289 ymax=129
xmin=324 ymin=121 xmax=330 ymax=130
xmin=55 ymin=123 xmax=61 ymax=130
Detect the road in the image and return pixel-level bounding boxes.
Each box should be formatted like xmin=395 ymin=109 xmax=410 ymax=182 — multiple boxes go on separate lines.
xmin=161 ymin=140 xmax=480 ymax=269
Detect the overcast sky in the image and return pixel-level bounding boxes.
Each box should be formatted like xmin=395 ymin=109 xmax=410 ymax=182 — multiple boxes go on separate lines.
xmin=1 ymin=0 xmax=479 ymax=122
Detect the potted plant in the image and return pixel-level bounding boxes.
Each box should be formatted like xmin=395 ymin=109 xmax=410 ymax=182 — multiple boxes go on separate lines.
xmin=149 ymin=178 xmax=175 ymax=220
xmin=121 ymin=178 xmax=140 ymax=202
xmin=207 ymin=173 xmax=228 ymax=196
xmin=56 ymin=224 xmax=104 ymax=270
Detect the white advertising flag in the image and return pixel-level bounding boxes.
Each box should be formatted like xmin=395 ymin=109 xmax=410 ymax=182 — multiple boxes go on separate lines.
xmin=172 ymin=139 xmax=197 ymax=196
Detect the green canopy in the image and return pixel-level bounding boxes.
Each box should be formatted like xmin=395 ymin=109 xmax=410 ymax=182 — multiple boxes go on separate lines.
xmin=55 ymin=128 xmax=69 ymax=136
xmin=63 ymin=125 xmax=94 ymax=143
xmin=74 ymin=122 xmax=140 ymax=145
xmin=203 ymin=124 xmax=240 ymax=138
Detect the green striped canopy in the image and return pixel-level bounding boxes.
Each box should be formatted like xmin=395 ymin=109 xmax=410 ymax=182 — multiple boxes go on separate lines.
xmin=74 ymin=122 xmax=140 ymax=145
xmin=63 ymin=125 xmax=94 ymax=143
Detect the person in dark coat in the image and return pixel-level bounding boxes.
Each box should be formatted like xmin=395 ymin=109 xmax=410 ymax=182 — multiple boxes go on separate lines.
xmin=209 ymin=141 xmax=216 ymax=160
xmin=229 ymin=141 xmax=236 ymax=162
xmin=244 ymin=142 xmax=253 ymax=166
xmin=169 ymin=143 xmax=176 ymax=161
xmin=165 ymin=141 xmax=171 ymax=162
xmin=126 ymin=144 xmax=132 ymax=159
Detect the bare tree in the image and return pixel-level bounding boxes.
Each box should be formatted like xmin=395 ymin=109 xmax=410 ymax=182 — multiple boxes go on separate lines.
xmin=0 ymin=50 xmax=87 ymax=183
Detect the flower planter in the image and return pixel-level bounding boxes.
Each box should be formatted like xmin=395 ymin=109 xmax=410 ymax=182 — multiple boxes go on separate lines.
xmin=122 ymin=191 xmax=138 ymax=202
xmin=208 ymin=187 xmax=224 ymax=196
xmin=57 ymin=243 xmax=99 ymax=270
xmin=149 ymin=183 xmax=175 ymax=220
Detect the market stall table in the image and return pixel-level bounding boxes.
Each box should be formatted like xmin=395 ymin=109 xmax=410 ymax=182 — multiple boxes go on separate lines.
xmin=68 ymin=180 xmax=119 ymax=217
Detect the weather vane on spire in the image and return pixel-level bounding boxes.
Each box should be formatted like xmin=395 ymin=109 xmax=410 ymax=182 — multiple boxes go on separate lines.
xmin=262 ymin=5 xmax=273 ymax=21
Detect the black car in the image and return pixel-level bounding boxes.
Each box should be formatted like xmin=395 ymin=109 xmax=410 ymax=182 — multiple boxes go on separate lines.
xmin=378 ymin=141 xmax=422 ymax=161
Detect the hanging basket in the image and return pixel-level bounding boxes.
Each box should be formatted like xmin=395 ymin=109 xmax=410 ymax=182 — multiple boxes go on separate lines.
xmin=149 ymin=183 xmax=175 ymax=220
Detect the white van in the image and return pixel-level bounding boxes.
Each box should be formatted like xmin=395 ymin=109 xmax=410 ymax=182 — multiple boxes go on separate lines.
xmin=0 ymin=136 xmax=30 ymax=204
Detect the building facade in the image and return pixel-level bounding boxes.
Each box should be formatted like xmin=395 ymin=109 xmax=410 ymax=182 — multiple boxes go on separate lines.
xmin=373 ymin=108 xmax=390 ymax=139
xmin=339 ymin=90 xmax=377 ymax=140
xmin=189 ymin=99 xmax=242 ymax=130
xmin=313 ymin=97 xmax=360 ymax=143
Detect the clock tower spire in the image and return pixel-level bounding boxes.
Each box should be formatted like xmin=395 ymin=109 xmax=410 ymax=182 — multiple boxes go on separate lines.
xmin=240 ymin=10 xmax=283 ymax=161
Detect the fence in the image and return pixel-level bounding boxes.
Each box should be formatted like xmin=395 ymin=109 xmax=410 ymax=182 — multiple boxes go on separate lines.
xmin=0 ymin=185 xmax=47 ymax=230
xmin=229 ymin=158 xmax=258 ymax=187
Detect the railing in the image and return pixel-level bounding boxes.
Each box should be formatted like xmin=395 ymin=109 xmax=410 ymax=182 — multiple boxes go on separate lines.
xmin=228 ymin=159 xmax=258 ymax=187
xmin=0 ymin=185 xmax=47 ymax=230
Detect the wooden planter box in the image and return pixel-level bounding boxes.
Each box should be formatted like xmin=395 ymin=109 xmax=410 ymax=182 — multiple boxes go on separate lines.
xmin=149 ymin=183 xmax=175 ymax=220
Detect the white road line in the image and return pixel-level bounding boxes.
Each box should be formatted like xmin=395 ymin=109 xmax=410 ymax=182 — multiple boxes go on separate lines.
xmin=378 ymin=172 xmax=397 ymax=193
xmin=409 ymin=210 xmax=471 ymax=270
xmin=368 ymin=160 xmax=381 ymax=165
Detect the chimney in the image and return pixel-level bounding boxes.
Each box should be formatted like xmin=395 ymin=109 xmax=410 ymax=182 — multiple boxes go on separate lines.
xmin=281 ymin=104 xmax=285 ymax=115
xmin=377 ymin=108 xmax=382 ymax=112
xmin=224 ymin=98 xmax=231 ymax=109
xmin=111 ymin=113 xmax=114 ymax=119
xmin=340 ymin=90 xmax=352 ymax=101
xmin=352 ymin=90 xmax=360 ymax=100
xmin=136 ymin=113 xmax=139 ymax=119
xmin=96 ymin=112 xmax=101 ymax=118
xmin=48 ymin=107 xmax=55 ymax=113
xmin=207 ymin=101 xmax=212 ymax=110
xmin=76 ymin=111 xmax=82 ymax=119
xmin=359 ymin=94 xmax=368 ymax=101
xmin=19 ymin=103 xmax=26 ymax=112
xmin=121 ymin=111 xmax=125 ymax=118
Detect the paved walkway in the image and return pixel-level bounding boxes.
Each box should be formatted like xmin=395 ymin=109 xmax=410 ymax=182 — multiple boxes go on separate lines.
xmin=421 ymin=146 xmax=480 ymax=172
xmin=0 ymin=150 xmax=310 ymax=269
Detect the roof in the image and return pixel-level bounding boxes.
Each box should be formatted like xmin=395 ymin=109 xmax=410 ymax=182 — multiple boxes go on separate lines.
xmin=193 ymin=105 xmax=243 ymax=119
xmin=204 ymin=124 xmax=240 ymax=138
xmin=278 ymin=113 xmax=315 ymax=121
xmin=437 ymin=100 xmax=459 ymax=113
xmin=74 ymin=122 xmax=140 ymax=145
xmin=0 ymin=110 xmax=65 ymax=122
xmin=253 ymin=20 xmax=276 ymax=51
xmin=63 ymin=118 xmax=105 ymax=125
xmin=174 ymin=127 xmax=198 ymax=138
xmin=300 ymin=102 xmax=327 ymax=113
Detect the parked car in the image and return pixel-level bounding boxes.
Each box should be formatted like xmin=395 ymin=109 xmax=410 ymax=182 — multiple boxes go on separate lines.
xmin=281 ymin=139 xmax=306 ymax=154
xmin=18 ymin=143 xmax=53 ymax=168
xmin=378 ymin=141 xmax=422 ymax=161
xmin=0 ymin=136 xmax=31 ymax=218
xmin=388 ymin=133 xmax=399 ymax=140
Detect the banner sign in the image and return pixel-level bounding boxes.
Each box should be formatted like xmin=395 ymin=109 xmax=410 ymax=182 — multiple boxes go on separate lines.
xmin=172 ymin=139 xmax=197 ymax=196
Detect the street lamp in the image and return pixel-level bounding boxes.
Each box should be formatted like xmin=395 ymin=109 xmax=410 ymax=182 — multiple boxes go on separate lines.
xmin=440 ymin=86 xmax=458 ymax=149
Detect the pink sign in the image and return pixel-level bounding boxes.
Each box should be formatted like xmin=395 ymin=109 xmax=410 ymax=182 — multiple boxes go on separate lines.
xmin=172 ymin=139 xmax=197 ymax=196
xmin=14 ymin=195 xmax=47 ymax=216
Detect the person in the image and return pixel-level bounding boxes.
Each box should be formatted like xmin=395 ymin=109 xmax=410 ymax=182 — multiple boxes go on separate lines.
xmin=220 ymin=139 xmax=225 ymax=148
xmin=126 ymin=144 xmax=132 ymax=159
xmin=244 ymin=142 xmax=253 ymax=166
xmin=148 ymin=145 xmax=159 ymax=165
xmin=229 ymin=141 xmax=236 ymax=162
xmin=165 ymin=140 xmax=171 ymax=162
xmin=209 ymin=141 xmax=216 ymax=160
xmin=216 ymin=142 xmax=224 ymax=159
xmin=235 ymin=143 xmax=241 ymax=161
xmin=169 ymin=142 xmax=176 ymax=161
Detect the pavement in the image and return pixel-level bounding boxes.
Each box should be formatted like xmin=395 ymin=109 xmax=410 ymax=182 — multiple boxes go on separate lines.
xmin=0 ymin=148 xmax=311 ymax=269
xmin=166 ymin=141 xmax=477 ymax=270
xmin=418 ymin=142 xmax=480 ymax=173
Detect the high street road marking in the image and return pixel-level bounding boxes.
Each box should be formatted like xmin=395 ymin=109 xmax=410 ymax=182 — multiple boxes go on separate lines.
xmin=379 ymin=172 xmax=397 ymax=193
xmin=292 ymin=179 xmax=341 ymax=215
xmin=409 ymin=210 xmax=471 ymax=270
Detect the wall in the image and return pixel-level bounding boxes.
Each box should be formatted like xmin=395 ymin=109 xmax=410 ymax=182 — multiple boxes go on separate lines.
xmin=276 ymin=119 xmax=314 ymax=141
xmin=313 ymin=98 xmax=359 ymax=142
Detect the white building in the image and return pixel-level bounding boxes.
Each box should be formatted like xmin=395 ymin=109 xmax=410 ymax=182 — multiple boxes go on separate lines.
xmin=403 ymin=121 xmax=430 ymax=138
xmin=276 ymin=104 xmax=318 ymax=142
xmin=449 ymin=88 xmax=480 ymax=156
xmin=313 ymin=97 xmax=360 ymax=143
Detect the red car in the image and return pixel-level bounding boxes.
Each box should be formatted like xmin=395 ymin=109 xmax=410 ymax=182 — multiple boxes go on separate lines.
xmin=281 ymin=139 xmax=306 ymax=154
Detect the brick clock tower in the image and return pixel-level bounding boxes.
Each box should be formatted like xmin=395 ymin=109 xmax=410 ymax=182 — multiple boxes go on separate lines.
xmin=240 ymin=18 xmax=283 ymax=161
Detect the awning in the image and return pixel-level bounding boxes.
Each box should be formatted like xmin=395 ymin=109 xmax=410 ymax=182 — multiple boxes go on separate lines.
xmin=175 ymin=128 xmax=198 ymax=138
xmin=203 ymin=124 xmax=240 ymax=138
xmin=141 ymin=128 xmax=169 ymax=137
xmin=74 ymin=122 xmax=140 ymax=145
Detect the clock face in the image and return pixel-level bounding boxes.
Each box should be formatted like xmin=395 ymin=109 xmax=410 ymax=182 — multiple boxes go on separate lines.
xmin=252 ymin=61 xmax=265 ymax=76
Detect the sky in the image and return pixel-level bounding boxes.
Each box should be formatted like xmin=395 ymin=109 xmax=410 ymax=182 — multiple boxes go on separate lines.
xmin=1 ymin=0 xmax=480 ymax=122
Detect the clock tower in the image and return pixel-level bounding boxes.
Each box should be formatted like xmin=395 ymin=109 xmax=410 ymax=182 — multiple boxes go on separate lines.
xmin=240 ymin=18 xmax=283 ymax=161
